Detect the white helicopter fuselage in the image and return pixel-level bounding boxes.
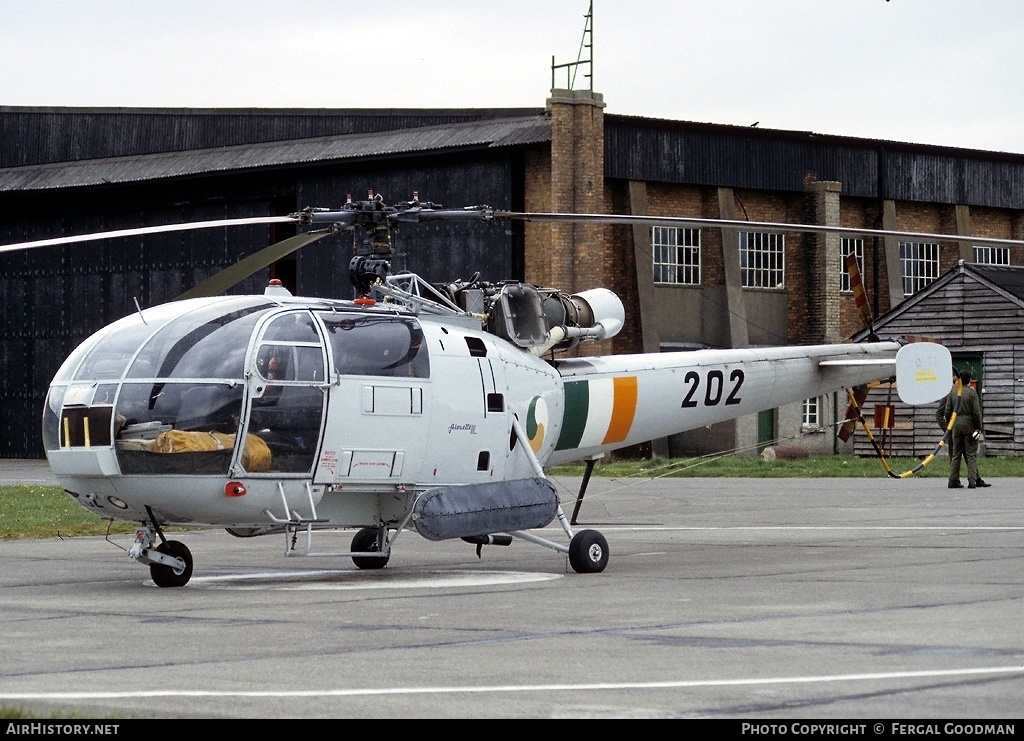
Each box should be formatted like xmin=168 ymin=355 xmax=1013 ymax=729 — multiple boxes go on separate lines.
xmin=43 ymin=289 xmax=902 ymax=536
xmin=10 ymin=195 xmax=960 ymax=583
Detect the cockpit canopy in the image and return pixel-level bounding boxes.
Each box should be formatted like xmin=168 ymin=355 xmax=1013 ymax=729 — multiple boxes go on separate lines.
xmin=44 ymin=296 xmax=429 ymax=476
xmin=53 ymin=297 xmax=273 ymax=385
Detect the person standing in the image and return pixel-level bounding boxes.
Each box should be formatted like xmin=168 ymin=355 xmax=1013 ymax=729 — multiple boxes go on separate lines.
xmin=935 ymin=369 xmax=990 ymax=489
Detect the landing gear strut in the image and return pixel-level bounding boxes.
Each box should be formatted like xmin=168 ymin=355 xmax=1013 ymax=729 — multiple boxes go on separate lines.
xmin=570 ymin=456 xmax=601 ymax=525
xmin=508 ymin=416 xmax=611 ymax=574
xmin=129 ymin=506 xmax=194 ymax=588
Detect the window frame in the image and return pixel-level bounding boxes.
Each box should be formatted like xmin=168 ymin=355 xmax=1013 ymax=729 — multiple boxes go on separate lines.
xmin=651 ymin=226 xmax=702 ymax=286
xmin=739 ymin=231 xmax=786 ymax=289
xmin=973 ymin=244 xmax=1010 ymax=266
xmin=840 ymin=238 xmax=865 ymax=294
xmin=802 ymin=396 xmax=822 ymax=430
xmin=899 ymin=241 xmax=940 ymax=296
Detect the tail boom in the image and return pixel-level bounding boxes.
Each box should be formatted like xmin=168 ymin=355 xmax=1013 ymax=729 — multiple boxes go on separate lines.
xmin=546 ymin=342 xmax=899 ymax=465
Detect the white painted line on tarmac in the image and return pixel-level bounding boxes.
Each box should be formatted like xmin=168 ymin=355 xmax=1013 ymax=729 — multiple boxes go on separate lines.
xmin=598 ymin=525 xmax=1024 ymax=531
xmin=4 ymin=665 xmax=1024 ymax=701
xmin=174 ymin=569 xmax=563 ymax=591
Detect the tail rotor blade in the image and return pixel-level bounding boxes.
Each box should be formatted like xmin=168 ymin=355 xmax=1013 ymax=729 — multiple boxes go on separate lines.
xmin=837 ymin=386 xmax=870 ymax=443
xmin=845 ymin=252 xmax=873 ymax=332
xmin=175 ymin=231 xmax=333 ymax=300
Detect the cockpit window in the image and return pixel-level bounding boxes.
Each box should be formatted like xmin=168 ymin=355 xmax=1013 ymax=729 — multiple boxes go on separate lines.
xmin=125 ymin=298 xmax=273 ymax=380
xmin=318 ymin=313 xmax=429 ymax=378
xmin=261 ymin=312 xmax=321 ymax=343
xmin=68 ymin=302 xmax=194 ymax=382
xmin=255 ymin=345 xmax=325 ymax=383
xmin=114 ymin=382 xmax=247 ymax=475
xmin=68 ymin=298 xmax=274 ymax=383
xmin=254 ymin=312 xmax=327 ymax=383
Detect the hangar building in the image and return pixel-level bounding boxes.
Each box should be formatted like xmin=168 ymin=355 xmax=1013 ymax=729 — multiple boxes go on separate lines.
xmin=3 ymin=88 xmax=1024 ymax=459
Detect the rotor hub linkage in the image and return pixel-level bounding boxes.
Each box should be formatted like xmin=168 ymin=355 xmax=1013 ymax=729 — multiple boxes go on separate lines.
xmin=293 ymin=193 xmax=496 ymax=235
xmin=349 ymin=255 xmax=393 ymax=297
xmin=293 ymin=193 xmax=498 ymax=297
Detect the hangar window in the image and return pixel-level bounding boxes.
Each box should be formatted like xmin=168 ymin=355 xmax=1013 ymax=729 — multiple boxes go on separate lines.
xmin=652 ymin=226 xmax=701 ymax=285
xmin=973 ymin=245 xmax=1010 ymax=266
xmin=840 ymin=238 xmax=864 ymax=293
xmin=739 ymin=231 xmax=785 ymax=289
xmin=899 ymin=241 xmax=939 ymax=295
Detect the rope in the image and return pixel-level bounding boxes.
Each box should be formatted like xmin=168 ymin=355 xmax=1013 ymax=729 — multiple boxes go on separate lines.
xmin=551 ymin=428 xmax=844 ymax=503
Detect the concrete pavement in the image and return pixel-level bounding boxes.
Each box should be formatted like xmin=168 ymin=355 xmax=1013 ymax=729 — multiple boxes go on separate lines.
xmin=1 ymin=472 xmax=1022 ymax=719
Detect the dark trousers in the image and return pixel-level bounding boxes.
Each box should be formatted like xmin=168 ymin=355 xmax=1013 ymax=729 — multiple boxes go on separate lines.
xmin=948 ymin=431 xmax=980 ymax=484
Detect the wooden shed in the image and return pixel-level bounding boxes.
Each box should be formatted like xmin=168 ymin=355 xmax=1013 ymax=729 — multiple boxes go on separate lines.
xmin=852 ymin=262 xmax=1024 ymax=458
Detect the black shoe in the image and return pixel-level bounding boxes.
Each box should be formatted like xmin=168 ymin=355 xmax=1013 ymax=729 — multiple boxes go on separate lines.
xmin=948 ymin=481 xmax=963 ymax=489
xmin=968 ymin=481 xmax=976 ymax=489
xmin=974 ymin=479 xmax=992 ymax=488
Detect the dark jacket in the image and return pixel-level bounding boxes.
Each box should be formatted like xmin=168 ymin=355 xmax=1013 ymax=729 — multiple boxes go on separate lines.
xmin=936 ymin=384 xmax=983 ymax=435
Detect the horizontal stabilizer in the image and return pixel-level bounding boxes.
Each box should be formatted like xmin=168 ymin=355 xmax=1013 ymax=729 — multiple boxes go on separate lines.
xmin=818 ymin=358 xmax=895 ymax=367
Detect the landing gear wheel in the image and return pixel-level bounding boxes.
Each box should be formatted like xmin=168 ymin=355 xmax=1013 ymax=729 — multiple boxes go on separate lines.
xmin=149 ymin=540 xmax=193 ymax=588
xmin=351 ymin=527 xmax=390 ymax=570
xmin=568 ymin=529 xmax=609 ymax=574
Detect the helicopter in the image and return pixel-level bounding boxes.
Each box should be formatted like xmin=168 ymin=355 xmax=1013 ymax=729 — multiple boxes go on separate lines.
xmin=3 ymin=192 xmax=958 ymax=587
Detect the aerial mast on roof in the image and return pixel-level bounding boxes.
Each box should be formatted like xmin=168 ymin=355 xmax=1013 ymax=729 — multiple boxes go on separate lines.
xmin=551 ymin=1 xmax=593 ymax=92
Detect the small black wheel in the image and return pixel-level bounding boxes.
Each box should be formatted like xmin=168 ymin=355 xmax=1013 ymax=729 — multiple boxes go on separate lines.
xmin=351 ymin=527 xmax=390 ymax=570
xmin=568 ymin=529 xmax=609 ymax=573
xmin=149 ymin=540 xmax=193 ymax=588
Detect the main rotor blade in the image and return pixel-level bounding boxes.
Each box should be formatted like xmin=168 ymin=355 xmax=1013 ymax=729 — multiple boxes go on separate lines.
xmin=175 ymin=231 xmax=333 ymax=301
xmin=494 ymin=211 xmax=1024 ymax=248
xmin=0 ymin=216 xmax=300 ymax=255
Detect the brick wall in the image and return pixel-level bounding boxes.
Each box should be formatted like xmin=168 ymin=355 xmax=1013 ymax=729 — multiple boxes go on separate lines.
xmin=548 ymin=89 xmax=606 ymax=294
xmin=522 ymin=147 xmax=552 ymax=288
xmin=526 ymin=97 xmax=1024 ymax=355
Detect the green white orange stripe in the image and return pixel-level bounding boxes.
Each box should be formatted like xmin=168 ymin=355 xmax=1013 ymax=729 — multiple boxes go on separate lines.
xmin=556 ymin=376 xmax=639 ymax=451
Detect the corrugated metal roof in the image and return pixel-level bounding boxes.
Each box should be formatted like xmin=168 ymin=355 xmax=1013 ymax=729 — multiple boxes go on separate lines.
xmin=0 ymin=106 xmax=547 ymax=167
xmin=0 ymin=114 xmax=551 ymax=192
xmin=604 ymin=115 xmax=1024 ymax=208
xmin=606 ymin=113 xmax=1024 ymax=161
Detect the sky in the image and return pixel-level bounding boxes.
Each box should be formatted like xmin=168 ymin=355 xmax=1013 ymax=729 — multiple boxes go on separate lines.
xmin=2 ymin=0 xmax=1023 ymax=154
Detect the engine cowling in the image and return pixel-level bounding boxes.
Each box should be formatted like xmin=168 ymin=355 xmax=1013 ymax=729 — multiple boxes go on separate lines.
xmin=485 ymin=283 xmax=624 ymax=354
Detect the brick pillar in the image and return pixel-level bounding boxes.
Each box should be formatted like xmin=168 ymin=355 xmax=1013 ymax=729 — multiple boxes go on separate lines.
xmin=803 ymin=180 xmax=842 ymax=343
xmin=883 ymin=200 xmax=903 ymax=309
xmin=547 ymin=89 xmax=606 ymax=295
xmin=717 ymin=187 xmax=749 ymax=348
xmin=627 ymin=180 xmax=660 ymax=354
xmin=955 ymin=205 xmax=973 ymax=262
